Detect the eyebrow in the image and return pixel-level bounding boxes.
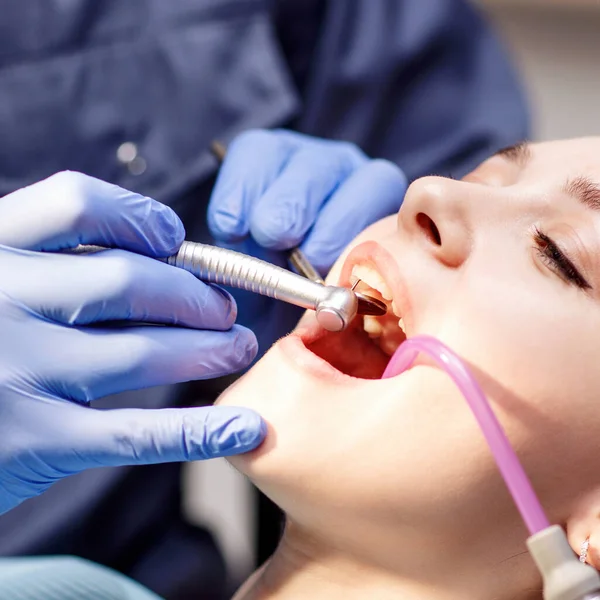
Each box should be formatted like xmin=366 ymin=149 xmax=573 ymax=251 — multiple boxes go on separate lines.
xmin=494 ymin=141 xmax=531 ymax=165
xmin=563 ymin=176 xmax=600 ymax=211
xmin=494 ymin=143 xmax=600 ymax=212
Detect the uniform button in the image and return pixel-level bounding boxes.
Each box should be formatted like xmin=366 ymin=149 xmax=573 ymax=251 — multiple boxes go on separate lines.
xmin=117 ymin=142 xmax=147 ymax=175
xmin=117 ymin=142 xmax=138 ymax=163
xmin=127 ymin=156 xmax=147 ymax=175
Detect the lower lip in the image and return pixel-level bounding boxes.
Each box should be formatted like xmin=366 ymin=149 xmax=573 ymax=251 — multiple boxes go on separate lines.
xmin=276 ymin=332 xmax=422 ymax=388
xmin=276 ymin=329 xmax=365 ymax=384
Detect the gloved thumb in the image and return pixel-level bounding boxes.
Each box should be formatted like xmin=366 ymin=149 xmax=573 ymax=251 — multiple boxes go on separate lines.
xmin=85 ymin=406 xmax=267 ymax=466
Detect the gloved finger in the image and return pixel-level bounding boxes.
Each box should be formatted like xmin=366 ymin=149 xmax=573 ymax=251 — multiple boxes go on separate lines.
xmin=247 ymin=145 xmax=364 ymax=250
xmin=2 ymin=247 xmax=237 ymax=329
xmin=0 ymin=171 xmax=184 ymax=256
xmin=42 ymin=324 xmax=258 ymax=402
xmin=207 ymin=130 xmax=297 ymax=241
xmin=75 ymin=405 xmax=267 ymax=466
xmin=301 ymin=160 xmax=408 ymax=273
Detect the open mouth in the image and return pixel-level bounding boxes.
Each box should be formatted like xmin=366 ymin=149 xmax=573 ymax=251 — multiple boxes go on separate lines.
xmin=290 ymin=242 xmax=410 ymax=380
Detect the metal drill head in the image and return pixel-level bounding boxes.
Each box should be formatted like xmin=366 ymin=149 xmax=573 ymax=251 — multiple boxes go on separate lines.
xmin=316 ymin=286 xmax=387 ymax=331
xmin=355 ymin=293 xmax=387 ymax=317
xmin=350 ymin=278 xmax=387 ymax=316
xmin=316 ymin=286 xmax=359 ymax=332
xmin=315 ymin=307 xmax=346 ymax=332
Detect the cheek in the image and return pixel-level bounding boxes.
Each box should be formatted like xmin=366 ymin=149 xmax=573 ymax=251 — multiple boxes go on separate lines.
xmin=431 ymin=288 xmax=600 ymax=519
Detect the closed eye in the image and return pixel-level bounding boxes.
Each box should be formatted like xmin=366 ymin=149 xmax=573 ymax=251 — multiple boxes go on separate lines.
xmin=534 ymin=228 xmax=591 ymax=290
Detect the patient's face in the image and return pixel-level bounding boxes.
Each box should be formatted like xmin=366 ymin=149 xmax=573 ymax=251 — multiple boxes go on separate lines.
xmin=218 ymin=138 xmax=600 ymax=567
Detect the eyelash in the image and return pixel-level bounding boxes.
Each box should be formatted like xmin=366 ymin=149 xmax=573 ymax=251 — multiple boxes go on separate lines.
xmin=533 ymin=228 xmax=591 ymax=290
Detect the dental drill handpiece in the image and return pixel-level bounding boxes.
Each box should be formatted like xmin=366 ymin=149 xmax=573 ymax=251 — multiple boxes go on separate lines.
xmin=168 ymin=242 xmax=359 ymax=331
xmin=68 ymin=242 xmax=385 ymax=332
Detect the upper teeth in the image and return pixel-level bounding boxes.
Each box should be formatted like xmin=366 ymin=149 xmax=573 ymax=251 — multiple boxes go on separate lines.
xmin=351 ymin=263 xmax=407 ymax=350
xmin=351 ymin=265 xmax=393 ymax=301
xmin=351 ymin=264 xmax=403 ymax=320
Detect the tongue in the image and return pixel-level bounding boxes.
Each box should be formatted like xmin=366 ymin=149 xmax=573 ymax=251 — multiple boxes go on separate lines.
xmin=306 ymin=321 xmax=390 ymax=379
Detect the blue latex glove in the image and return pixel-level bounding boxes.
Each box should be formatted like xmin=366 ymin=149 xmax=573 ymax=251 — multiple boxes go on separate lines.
xmin=0 ymin=171 xmax=266 ymax=515
xmin=208 ymin=129 xmax=408 ymax=273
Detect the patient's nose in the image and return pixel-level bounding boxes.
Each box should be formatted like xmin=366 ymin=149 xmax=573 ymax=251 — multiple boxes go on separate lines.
xmin=398 ymin=176 xmax=472 ymax=268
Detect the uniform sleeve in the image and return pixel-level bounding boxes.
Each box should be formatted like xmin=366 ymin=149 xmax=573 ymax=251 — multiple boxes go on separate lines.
xmin=276 ymin=0 xmax=529 ymax=180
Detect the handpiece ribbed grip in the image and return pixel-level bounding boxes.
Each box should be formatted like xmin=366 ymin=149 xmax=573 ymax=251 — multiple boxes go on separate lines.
xmin=65 ymin=241 xmax=331 ymax=312
xmin=166 ymin=242 xmax=326 ymax=309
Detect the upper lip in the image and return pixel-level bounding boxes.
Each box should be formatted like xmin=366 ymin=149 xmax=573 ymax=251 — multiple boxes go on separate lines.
xmin=339 ymin=241 xmax=414 ymax=336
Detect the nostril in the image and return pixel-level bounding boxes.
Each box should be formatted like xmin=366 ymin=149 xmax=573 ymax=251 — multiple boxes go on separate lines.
xmin=416 ymin=212 xmax=441 ymax=245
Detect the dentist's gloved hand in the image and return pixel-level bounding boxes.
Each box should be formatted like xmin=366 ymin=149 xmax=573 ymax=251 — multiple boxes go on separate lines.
xmin=0 ymin=171 xmax=265 ymax=515
xmin=208 ymin=129 xmax=408 ymax=273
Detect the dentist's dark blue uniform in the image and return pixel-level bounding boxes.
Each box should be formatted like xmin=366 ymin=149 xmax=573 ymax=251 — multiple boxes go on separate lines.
xmin=0 ymin=1 xmax=528 ymax=598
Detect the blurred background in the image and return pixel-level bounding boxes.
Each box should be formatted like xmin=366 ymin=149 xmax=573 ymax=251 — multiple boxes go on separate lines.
xmin=184 ymin=0 xmax=600 ymax=588
xmin=475 ymin=0 xmax=600 ymax=140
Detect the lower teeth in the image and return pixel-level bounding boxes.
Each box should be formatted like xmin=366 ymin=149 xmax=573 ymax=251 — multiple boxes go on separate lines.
xmin=379 ymin=336 xmax=400 ymax=356
xmin=363 ymin=315 xmax=384 ymax=337
xmin=362 ymin=315 xmax=405 ymax=357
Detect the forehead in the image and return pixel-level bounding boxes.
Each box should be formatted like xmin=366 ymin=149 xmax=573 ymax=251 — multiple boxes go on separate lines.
xmin=523 ymin=138 xmax=600 ymax=182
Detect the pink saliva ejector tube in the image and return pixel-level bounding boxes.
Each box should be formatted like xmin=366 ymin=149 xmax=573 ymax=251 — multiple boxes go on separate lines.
xmin=382 ymin=335 xmax=600 ymax=600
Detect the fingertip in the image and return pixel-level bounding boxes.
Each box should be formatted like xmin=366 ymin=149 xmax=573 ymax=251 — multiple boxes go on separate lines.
xmin=209 ymin=130 xmax=294 ymax=242
xmin=201 ymin=406 xmax=267 ymax=457
xmin=298 ymin=241 xmax=336 ymax=276
xmin=207 ymin=284 xmax=238 ymax=328
xmin=368 ymin=159 xmax=408 ymax=198
xmin=300 ymin=159 xmax=408 ymax=274
xmin=208 ymin=173 xmax=250 ymax=241
xmin=156 ymin=205 xmax=186 ymax=255
xmin=208 ymin=205 xmax=247 ymax=241
xmin=249 ymin=209 xmax=304 ymax=250
xmin=228 ymin=129 xmax=277 ymax=155
xmin=240 ymin=409 xmax=268 ymax=453
xmin=169 ymin=208 xmax=186 ymax=247
xmin=90 ymin=405 xmax=267 ymax=466
xmin=85 ymin=177 xmax=186 ymax=257
xmin=231 ymin=325 xmax=259 ymax=368
xmin=258 ymin=414 xmax=268 ymax=439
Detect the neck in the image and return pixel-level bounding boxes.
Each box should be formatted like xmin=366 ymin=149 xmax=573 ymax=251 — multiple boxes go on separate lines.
xmin=232 ymin=522 xmax=540 ymax=600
